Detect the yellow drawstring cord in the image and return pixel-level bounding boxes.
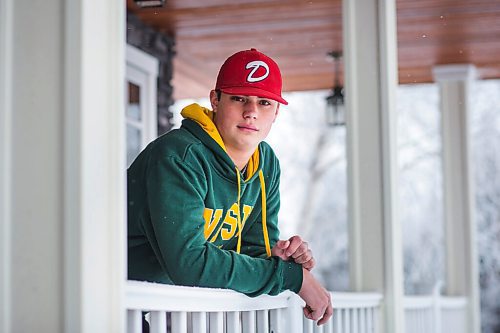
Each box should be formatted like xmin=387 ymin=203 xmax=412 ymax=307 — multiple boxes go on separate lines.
xmin=236 ymin=168 xmax=243 ymax=254
xmin=259 ymin=170 xmax=272 ymax=258
xmin=235 ymin=167 xmax=271 ymax=258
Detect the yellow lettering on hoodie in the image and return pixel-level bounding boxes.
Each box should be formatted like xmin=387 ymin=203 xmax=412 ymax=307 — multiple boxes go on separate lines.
xmin=203 ymin=208 xmax=223 ymax=240
xmin=221 ymin=204 xmax=254 ymax=240
xmin=221 ymin=203 xmax=239 ymax=240
xmin=241 ymin=204 xmax=253 ymax=228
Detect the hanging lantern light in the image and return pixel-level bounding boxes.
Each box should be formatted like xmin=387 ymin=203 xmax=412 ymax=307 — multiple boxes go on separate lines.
xmin=134 ymin=0 xmax=166 ymax=8
xmin=325 ymin=51 xmax=346 ymax=126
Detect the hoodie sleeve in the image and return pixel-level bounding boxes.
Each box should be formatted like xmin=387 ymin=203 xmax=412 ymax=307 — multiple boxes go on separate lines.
xmin=144 ymin=154 xmax=303 ymax=297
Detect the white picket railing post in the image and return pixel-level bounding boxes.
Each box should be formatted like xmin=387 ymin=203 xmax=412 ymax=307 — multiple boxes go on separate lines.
xmin=127 ymin=310 xmax=142 ymax=333
xmin=150 ymin=311 xmax=167 ymax=333
xmin=209 ymin=312 xmax=224 ymax=333
xmin=286 ymin=293 xmax=304 ymax=333
xmin=269 ymin=308 xmax=281 ymax=333
xmin=171 ymin=312 xmax=187 ymax=333
xmin=227 ymin=311 xmax=240 ymax=333
xmin=192 ymin=312 xmax=206 ymax=333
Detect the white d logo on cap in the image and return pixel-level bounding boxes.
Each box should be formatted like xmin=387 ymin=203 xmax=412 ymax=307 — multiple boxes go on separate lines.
xmin=246 ymin=61 xmax=269 ymax=82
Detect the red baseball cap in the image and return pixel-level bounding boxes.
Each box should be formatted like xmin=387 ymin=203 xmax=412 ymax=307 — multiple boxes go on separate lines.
xmin=215 ymin=48 xmax=288 ymax=105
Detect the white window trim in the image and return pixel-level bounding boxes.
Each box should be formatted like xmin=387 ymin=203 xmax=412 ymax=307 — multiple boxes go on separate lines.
xmin=126 ymin=44 xmax=159 ymax=149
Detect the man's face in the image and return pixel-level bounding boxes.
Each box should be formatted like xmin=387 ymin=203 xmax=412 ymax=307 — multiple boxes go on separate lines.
xmin=210 ymin=90 xmax=280 ymax=154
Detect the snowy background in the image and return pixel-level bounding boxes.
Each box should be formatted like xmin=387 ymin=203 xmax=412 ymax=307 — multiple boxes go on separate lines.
xmin=171 ymin=80 xmax=500 ymax=332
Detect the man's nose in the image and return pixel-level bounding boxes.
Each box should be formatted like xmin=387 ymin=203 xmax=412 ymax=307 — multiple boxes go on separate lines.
xmin=243 ymin=102 xmax=258 ymax=119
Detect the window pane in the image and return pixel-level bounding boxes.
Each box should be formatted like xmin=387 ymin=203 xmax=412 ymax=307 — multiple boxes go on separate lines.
xmin=127 ymin=124 xmax=142 ymax=167
xmin=127 ymin=82 xmax=141 ymax=121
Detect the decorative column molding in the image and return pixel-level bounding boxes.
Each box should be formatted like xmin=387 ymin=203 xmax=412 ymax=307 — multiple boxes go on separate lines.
xmin=343 ymin=0 xmax=404 ymax=332
xmin=432 ymin=64 xmax=481 ymax=333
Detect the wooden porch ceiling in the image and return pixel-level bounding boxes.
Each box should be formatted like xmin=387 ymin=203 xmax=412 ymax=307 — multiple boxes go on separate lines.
xmin=127 ymin=0 xmax=500 ymax=100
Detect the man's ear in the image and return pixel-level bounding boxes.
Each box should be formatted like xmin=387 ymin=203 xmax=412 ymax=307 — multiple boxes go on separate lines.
xmin=209 ymin=90 xmax=218 ymax=111
xmin=273 ymin=104 xmax=280 ymax=122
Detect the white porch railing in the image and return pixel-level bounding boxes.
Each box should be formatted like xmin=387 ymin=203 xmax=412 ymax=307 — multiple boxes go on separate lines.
xmin=126 ymin=281 xmax=383 ymax=333
xmin=404 ymin=283 xmax=468 ymax=333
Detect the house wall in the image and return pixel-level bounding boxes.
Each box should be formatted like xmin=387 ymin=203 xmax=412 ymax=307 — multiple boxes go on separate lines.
xmin=127 ymin=12 xmax=175 ymax=135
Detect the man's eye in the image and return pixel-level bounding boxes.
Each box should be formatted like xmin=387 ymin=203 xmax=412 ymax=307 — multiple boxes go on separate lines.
xmin=230 ymin=96 xmax=245 ymax=102
xmin=260 ymin=100 xmax=271 ymax=106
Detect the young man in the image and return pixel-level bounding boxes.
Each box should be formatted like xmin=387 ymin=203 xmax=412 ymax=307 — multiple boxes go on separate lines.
xmin=128 ymin=48 xmax=333 ymax=325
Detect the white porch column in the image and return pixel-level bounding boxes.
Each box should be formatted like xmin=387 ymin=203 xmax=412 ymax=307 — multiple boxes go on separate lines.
xmin=432 ymin=64 xmax=481 ymax=333
xmin=0 ymin=0 xmax=126 ymax=332
xmin=0 ymin=0 xmax=13 ymax=331
xmin=343 ymin=1 xmax=404 ymax=333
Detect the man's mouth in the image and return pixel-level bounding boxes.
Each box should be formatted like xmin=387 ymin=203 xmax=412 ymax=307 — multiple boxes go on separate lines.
xmin=237 ymin=125 xmax=258 ymax=131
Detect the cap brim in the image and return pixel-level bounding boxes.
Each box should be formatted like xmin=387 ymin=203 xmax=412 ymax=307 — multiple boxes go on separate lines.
xmin=220 ymin=87 xmax=288 ymax=105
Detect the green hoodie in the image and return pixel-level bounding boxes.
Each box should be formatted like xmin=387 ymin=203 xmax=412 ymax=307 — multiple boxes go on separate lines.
xmin=127 ymin=103 xmax=303 ymax=297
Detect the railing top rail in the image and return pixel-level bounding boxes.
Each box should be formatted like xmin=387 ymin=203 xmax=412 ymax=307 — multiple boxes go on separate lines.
xmin=126 ymin=281 xmax=292 ymax=312
xmin=126 ymin=281 xmax=384 ymax=313
xmin=441 ymin=297 xmax=467 ymax=309
xmin=330 ymin=292 xmax=383 ymax=308
xmin=404 ymin=295 xmax=468 ymax=310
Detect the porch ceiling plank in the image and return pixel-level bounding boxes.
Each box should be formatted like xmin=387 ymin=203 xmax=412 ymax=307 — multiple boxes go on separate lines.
xmin=127 ymin=0 xmax=500 ymax=99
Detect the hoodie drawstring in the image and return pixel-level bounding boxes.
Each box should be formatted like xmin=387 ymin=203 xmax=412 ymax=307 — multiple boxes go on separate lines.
xmin=235 ymin=168 xmax=272 ymax=258
xmin=258 ymin=170 xmax=272 ymax=257
xmin=236 ymin=168 xmax=243 ymax=254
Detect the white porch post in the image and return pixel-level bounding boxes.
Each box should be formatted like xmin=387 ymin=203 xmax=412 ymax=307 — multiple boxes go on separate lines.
xmin=65 ymin=0 xmax=126 ymax=332
xmin=0 ymin=0 xmax=13 ymax=331
xmin=0 ymin=0 xmax=126 ymax=332
xmin=343 ymin=0 xmax=404 ymax=332
xmin=432 ymin=64 xmax=481 ymax=333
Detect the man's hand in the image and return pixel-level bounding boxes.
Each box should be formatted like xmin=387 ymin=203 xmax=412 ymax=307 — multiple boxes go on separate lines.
xmin=298 ymin=268 xmax=333 ymax=325
xmin=271 ymin=235 xmax=315 ymax=270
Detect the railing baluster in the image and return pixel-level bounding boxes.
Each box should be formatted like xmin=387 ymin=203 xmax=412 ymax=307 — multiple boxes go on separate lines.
xmin=367 ymin=308 xmax=373 ymax=333
xmin=269 ymin=308 xmax=281 ymax=332
xmin=324 ymin=315 xmax=333 ymax=333
xmin=335 ymin=309 xmax=342 ymax=333
xmin=242 ymin=311 xmax=256 ymax=333
xmin=171 ymin=311 xmax=187 ymax=333
xmin=359 ymin=308 xmax=366 ymax=333
xmin=303 ymin=316 xmax=313 ymax=333
xmin=227 ymin=311 xmax=240 ymax=333
xmin=209 ymin=312 xmax=224 ymax=333
xmin=192 ymin=312 xmax=207 ymax=333
xmin=127 ymin=310 xmax=142 ymax=333
xmin=344 ymin=308 xmax=350 ymax=333
xmin=352 ymin=308 xmax=359 ymax=333
xmin=256 ymin=310 xmax=269 ymax=333
xmin=150 ymin=311 xmax=167 ymax=333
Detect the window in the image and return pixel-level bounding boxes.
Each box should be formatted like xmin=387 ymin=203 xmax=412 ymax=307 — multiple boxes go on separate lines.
xmin=126 ymin=44 xmax=159 ymax=167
